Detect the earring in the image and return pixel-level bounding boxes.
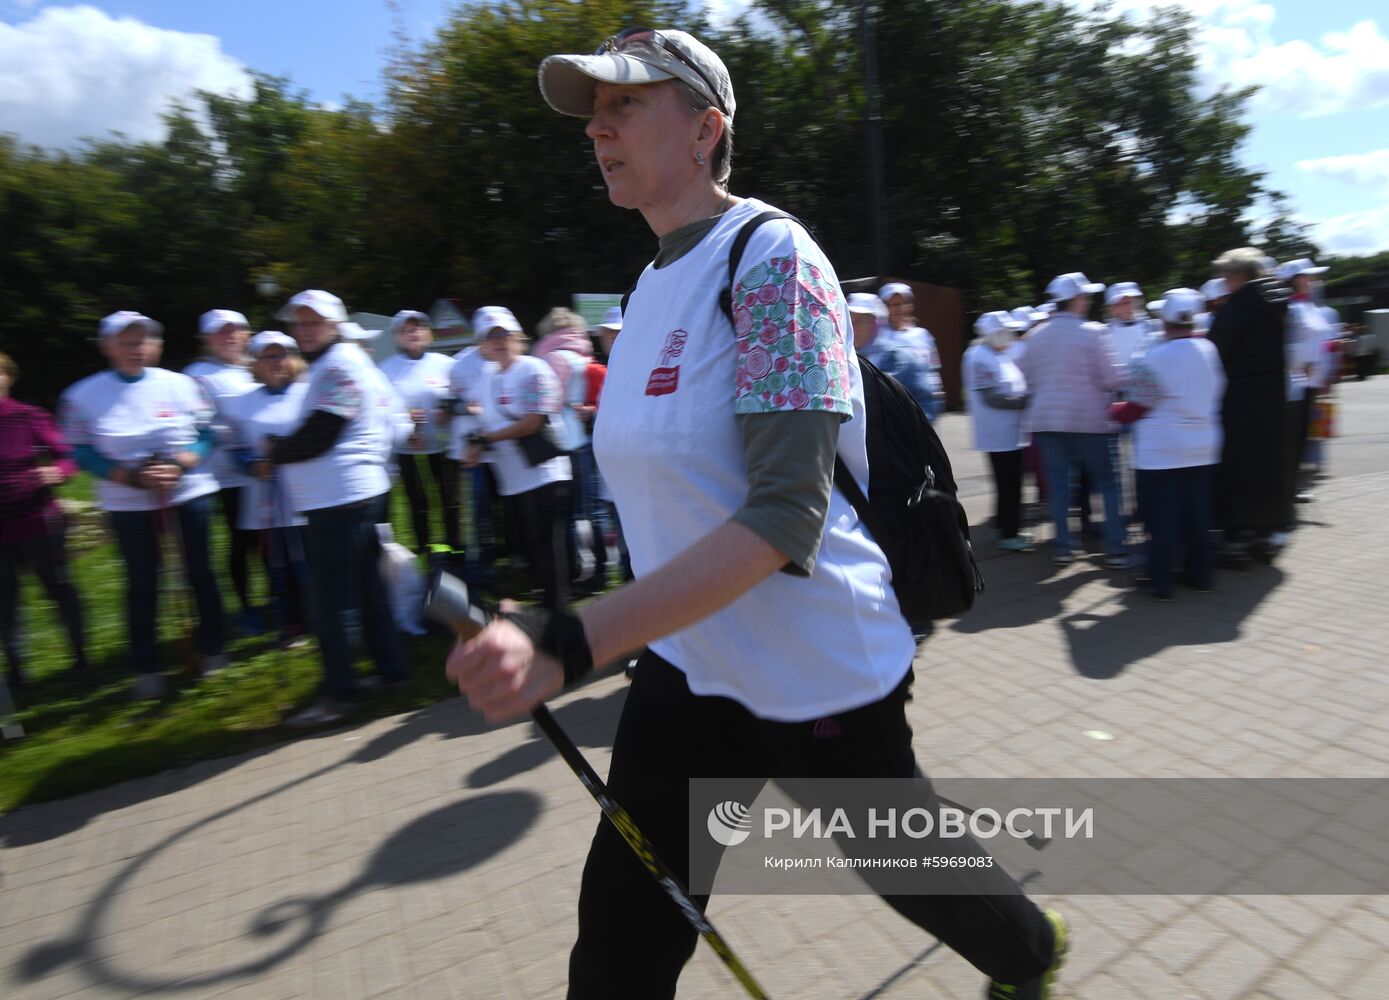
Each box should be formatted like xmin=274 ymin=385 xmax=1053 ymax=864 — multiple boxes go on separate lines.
xmin=695 ymin=151 xmax=704 ymax=164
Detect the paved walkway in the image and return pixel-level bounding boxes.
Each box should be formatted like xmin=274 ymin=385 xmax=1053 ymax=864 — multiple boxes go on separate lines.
xmin=4 ymin=378 xmax=1388 ymax=999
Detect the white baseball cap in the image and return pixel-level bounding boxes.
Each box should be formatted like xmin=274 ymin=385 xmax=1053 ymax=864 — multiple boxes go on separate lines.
xmin=278 ymin=289 xmax=348 ymax=324
xmin=339 ymin=322 xmax=380 ymax=341
xmin=847 ymin=292 xmax=888 ymax=324
xmin=975 ymin=310 xmax=1026 ymax=337
xmin=199 ymin=309 xmax=250 ymax=335
xmin=1046 ymin=272 xmax=1106 ymax=302
xmin=1010 ymin=306 xmax=1048 ymax=327
xmin=472 ymin=306 xmax=522 ymax=337
xmin=540 ymin=28 xmax=735 ymax=121
xmin=1104 ymin=282 xmax=1143 ymax=306
xmin=98 ymin=311 xmax=163 ymax=339
xmin=878 ymin=282 xmax=913 ymax=302
xmin=247 ymin=331 xmax=298 ymax=357
xmin=595 ymin=305 xmax=624 ymax=331
xmin=1158 ymin=288 xmax=1205 ymax=326
xmin=389 ymin=309 xmax=432 ymax=334
xmin=1199 ymin=278 xmax=1229 ymax=301
xmin=1276 ymin=258 xmax=1330 ymax=281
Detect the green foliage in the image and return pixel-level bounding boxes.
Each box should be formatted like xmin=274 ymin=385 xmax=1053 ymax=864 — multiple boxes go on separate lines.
xmin=0 ymin=0 xmax=1346 ymax=405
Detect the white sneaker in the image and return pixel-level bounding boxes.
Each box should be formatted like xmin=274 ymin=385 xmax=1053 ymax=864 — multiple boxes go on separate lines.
xmin=130 ymin=673 xmax=166 ymax=701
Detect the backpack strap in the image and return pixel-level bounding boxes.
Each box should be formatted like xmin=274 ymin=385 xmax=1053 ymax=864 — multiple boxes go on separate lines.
xmin=719 ymin=210 xmax=806 ymax=328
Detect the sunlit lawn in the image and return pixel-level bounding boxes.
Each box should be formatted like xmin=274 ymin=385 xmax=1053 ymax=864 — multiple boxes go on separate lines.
xmin=0 ymin=476 xmax=548 ymax=814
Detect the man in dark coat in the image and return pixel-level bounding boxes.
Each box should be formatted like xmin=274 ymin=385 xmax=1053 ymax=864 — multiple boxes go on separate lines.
xmin=1206 ymin=248 xmax=1289 ymax=561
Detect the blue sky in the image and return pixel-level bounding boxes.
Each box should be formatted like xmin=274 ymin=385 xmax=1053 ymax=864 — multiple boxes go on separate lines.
xmin=2 ymin=0 xmax=1387 ymax=255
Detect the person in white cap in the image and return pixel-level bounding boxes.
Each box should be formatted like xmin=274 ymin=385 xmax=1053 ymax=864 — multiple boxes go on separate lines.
xmin=461 ymin=306 xmax=573 ymax=611
xmin=1206 ymin=248 xmax=1289 ymax=561
xmin=964 ymin=312 xmax=1034 ymax=551
xmin=448 ymin=27 xmax=1067 ymax=1000
xmin=1019 ymin=272 xmax=1126 ymax=567
xmin=379 ymin=310 xmax=461 ymax=555
xmin=185 ymin=309 xmax=260 ymax=634
xmin=446 ymin=320 xmax=501 ymax=575
xmin=1104 ymin=282 xmax=1156 ymax=376
xmin=1109 ymin=290 xmax=1226 ymax=599
xmin=265 ymin=290 xmax=407 ymax=726
xmin=1276 ymin=258 xmax=1334 ymax=518
xmin=878 ymin=281 xmax=945 ymax=419
xmin=60 ymin=312 xmax=226 ymax=698
xmin=848 ymin=291 xmax=941 ymax=418
xmin=223 ymin=331 xmax=311 ymax=646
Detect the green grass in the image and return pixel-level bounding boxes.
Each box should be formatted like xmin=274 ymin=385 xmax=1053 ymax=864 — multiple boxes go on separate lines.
xmin=0 ymin=477 xmax=517 ymax=815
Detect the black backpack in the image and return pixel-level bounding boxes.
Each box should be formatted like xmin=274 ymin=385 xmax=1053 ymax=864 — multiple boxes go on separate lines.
xmin=624 ymin=209 xmax=983 ymax=626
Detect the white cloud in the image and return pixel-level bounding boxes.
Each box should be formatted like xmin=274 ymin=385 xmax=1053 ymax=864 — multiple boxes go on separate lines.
xmin=1308 ymin=204 xmax=1389 ymax=256
xmin=1078 ymin=1 xmax=1389 ymax=118
xmin=1297 ymin=149 xmax=1389 ymax=189
xmin=0 ymin=4 xmax=252 ymax=149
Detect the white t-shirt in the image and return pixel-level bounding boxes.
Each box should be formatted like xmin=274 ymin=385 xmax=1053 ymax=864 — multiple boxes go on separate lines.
xmin=184 ymin=358 xmax=257 ymax=490
xmin=60 ymin=367 xmax=220 ymax=512
xmin=280 ymin=341 xmax=393 ymax=512
xmin=1124 ymin=337 xmax=1227 ymax=470
xmin=223 ymin=382 xmax=310 ymax=529
xmin=378 ymin=350 xmax=455 ymax=455
xmin=963 ymin=343 xmax=1028 ymax=452
xmin=1285 ymin=300 xmax=1332 ymax=402
xmin=447 ymin=346 xmax=496 ymax=460
xmin=477 ymin=355 xmax=572 ymax=496
xmin=547 ymin=348 xmax=592 ymax=451
xmin=593 ymin=197 xmax=916 ymax=721
xmin=1107 ymin=319 xmax=1157 ymax=376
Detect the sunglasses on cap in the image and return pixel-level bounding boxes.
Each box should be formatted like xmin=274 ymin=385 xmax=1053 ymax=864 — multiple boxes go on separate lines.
xmin=594 ymin=26 xmax=727 ymax=117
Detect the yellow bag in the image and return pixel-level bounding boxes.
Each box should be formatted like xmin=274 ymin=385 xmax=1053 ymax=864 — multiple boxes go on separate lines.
xmin=1309 ymin=397 xmax=1335 ymax=440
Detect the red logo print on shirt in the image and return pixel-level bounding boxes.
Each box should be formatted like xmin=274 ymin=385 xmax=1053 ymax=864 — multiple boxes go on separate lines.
xmin=154 ymin=402 xmax=175 ymax=419
xmin=645 ymin=329 xmax=689 ymax=397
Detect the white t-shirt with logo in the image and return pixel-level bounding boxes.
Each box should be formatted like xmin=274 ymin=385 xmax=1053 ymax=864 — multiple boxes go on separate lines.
xmin=1107 ymin=319 xmax=1158 ymax=376
xmin=447 ymin=346 xmax=496 ymax=460
xmin=223 ymin=382 xmax=310 ymax=529
xmin=477 ymin=355 xmax=571 ymax=496
xmin=1124 ymin=337 xmax=1227 ymax=470
xmin=60 ymin=367 xmax=220 ymax=512
xmin=280 ymin=341 xmax=393 ymax=512
xmin=184 ymin=358 xmax=257 ymax=490
xmin=963 ymin=343 xmax=1028 ymax=452
xmin=593 ymin=197 xmax=916 ymax=721
xmin=378 ymin=350 xmax=455 ymax=455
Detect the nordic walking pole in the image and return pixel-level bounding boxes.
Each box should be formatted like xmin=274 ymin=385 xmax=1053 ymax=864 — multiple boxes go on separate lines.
xmin=422 ymin=571 xmax=771 ymax=1000
xmin=152 ymin=459 xmax=198 ymax=678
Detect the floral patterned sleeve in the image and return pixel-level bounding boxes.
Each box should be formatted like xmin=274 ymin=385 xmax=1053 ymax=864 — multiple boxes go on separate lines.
xmin=731 ymin=250 xmax=854 ymax=419
xmin=311 ymin=363 xmax=364 ymax=420
xmin=1123 ymin=356 xmax=1163 ymax=410
xmin=516 ymin=362 xmax=562 ymax=415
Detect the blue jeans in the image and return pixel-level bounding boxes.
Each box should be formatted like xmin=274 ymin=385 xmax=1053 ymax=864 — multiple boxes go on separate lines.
xmin=302 ymin=495 xmax=405 ymax=699
xmin=110 ymin=493 xmax=224 ymax=674
xmin=467 ymin=465 xmax=494 ymax=566
xmin=1035 ymin=432 xmax=1124 ymax=556
xmin=1136 ymin=466 xmax=1215 ymax=596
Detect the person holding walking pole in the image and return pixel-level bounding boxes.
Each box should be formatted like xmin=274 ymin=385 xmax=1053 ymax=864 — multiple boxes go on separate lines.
xmin=444 ymin=28 xmax=1066 ymax=999
xmin=61 ymin=313 xmax=225 ymax=700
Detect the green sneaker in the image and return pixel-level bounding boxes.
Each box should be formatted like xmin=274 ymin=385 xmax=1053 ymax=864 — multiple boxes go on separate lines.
xmin=985 ymin=909 xmax=1068 ymax=1000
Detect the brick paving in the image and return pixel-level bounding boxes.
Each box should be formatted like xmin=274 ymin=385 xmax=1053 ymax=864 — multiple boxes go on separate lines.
xmin=3 ymin=377 xmax=1388 ymax=999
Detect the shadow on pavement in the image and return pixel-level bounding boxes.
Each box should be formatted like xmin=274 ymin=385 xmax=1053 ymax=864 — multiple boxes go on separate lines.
xmin=465 ymin=680 xmax=628 ymax=789
xmin=1061 ymin=565 xmax=1285 ymax=680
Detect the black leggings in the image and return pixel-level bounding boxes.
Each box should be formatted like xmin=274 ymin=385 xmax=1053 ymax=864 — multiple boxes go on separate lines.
xmin=514 ymin=481 xmax=570 ymax=611
xmin=396 ymin=452 xmax=462 ymax=552
xmin=988 ymin=449 xmax=1024 ymax=539
xmin=0 ymin=523 xmax=87 ymax=676
xmin=568 ymin=652 xmax=1054 ymax=998
xmin=218 ymin=487 xmax=254 ymax=610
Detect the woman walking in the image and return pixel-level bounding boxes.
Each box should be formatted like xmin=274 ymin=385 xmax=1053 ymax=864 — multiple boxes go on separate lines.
xmin=964 ymin=312 xmax=1033 ymax=552
xmin=446 ymin=27 xmax=1065 ymax=999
